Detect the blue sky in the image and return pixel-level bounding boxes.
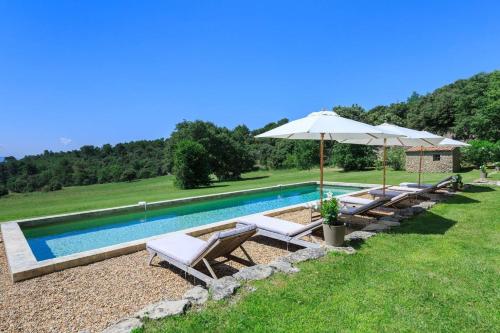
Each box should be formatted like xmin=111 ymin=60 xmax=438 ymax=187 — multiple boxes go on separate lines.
xmin=1 ymin=1 xmax=499 ymax=157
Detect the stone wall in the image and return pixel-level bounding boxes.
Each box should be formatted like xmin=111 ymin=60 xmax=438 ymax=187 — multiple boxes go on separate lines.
xmin=406 ymin=149 xmax=460 ymax=173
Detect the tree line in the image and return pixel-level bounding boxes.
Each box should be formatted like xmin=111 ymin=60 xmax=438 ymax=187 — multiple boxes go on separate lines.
xmin=0 ymin=70 xmax=498 ymax=194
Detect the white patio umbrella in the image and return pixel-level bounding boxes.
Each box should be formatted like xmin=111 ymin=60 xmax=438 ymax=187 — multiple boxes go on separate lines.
xmin=340 ymin=123 xmax=444 ymax=192
xmin=438 ymin=138 xmax=470 ymax=147
xmin=255 ymin=111 xmax=402 ymax=205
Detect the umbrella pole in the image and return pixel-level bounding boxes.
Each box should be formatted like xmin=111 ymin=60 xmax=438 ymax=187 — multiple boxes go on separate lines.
xmin=383 ymin=138 xmax=387 ymax=196
xmin=320 ymin=133 xmax=324 ymax=208
xmin=418 ymin=146 xmax=423 ymax=186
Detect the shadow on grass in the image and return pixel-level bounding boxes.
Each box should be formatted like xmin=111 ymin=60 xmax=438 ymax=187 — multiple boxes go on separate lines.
xmin=197 ymin=184 xmax=229 ymax=189
xmin=440 ymin=193 xmax=479 ymax=204
xmin=460 ymin=166 xmax=475 ymax=172
xmin=229 ymin=175 xmax=270 ymax=182
xmin=392 ymin=211 xmax=456 ymax=235
xmin=336 ymin=168 xmax=375 ymax=173
xmin=462 ymin=185 xmax=495 ymax=193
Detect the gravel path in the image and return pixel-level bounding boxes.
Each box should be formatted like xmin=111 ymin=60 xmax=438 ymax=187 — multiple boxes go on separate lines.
xmin=0 ymin=214 xmax=304 ymax=333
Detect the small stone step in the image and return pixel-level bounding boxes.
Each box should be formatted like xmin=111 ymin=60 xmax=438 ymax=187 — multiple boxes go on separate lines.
xmin=269 ymin=259 xmax=300 ymax=274
xmin=183 ymin=285 xmax=209 ymax=305
xmin=283 ymin=247 xmax=326 ymax=264
xmin=233 ymin=264 xmax=274 ymax=281
xmin=101 ymin=317 xmax=142 ymax=333
xmin=208 ymin=276 xmax=241 ymax=301
xmin=135 ymin=299 xmax=191 ymax=320
xmin=362 ymin=223 xmax=390 ymax=232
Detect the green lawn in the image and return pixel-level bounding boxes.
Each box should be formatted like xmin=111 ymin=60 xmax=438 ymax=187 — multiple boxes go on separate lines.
xmin=0 ymin=168 xmax=480 ymax=222
xmin=139 ymin=185 xmax=500 ymax=333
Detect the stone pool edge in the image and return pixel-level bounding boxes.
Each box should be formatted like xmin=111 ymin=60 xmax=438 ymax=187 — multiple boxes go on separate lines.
xmin=1 ymin=181 xmax=379 ymax=282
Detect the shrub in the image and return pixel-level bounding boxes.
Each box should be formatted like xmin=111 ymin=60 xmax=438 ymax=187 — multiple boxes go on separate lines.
xmin=462 ymin=140 xmax=496 ymax=167
xmin=330 ymin=144 xmax=376 ymax=171
xmin=137 ymin=168 xmax=153 ymax=179
xmin=173 ymin=140 xmax=211 ymax=189
xmin=0 ymin=185 xmax=8 ymax=197
xmin=295 ymin=141 xmax=319 ymax=170
xmin=120 ymin=169 xmax=137 ymax=182
xmin=42 ymin=180 xmax=63 ymax=192
xmin=387 ymin=147 xmax=406 ymax=171
xmin=48 ymin=180 xmax=62 ymax=191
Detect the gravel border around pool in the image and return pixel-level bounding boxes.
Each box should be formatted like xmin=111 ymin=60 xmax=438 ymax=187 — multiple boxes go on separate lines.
xmin=0 ymin=205 xmax=361 ymax=333
xmin=0 ymin=229 xmax=298 ymax=332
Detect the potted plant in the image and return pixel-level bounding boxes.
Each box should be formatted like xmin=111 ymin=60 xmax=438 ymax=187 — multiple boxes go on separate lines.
xmin=480 ymin=165 xmax=488 ymax=179
xmin=451 ymin=174 xmax=463 ymax=191
xmin=495 ymin=162 xmax=500 ymax=172
xmin=320 ymin=193 xmax=344 ymax=246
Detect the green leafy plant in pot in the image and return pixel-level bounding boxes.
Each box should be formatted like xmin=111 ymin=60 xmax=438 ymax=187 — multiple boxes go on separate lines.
xmin=451 ymin=174 xmax=463 ymax=191
xmin=479 ymin=165 xmax=487 ymax=179
xmin=320 ymin=192 xmax=345 ymax=246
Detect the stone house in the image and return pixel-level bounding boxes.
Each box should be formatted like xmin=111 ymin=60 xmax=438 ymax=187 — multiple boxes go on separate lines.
xmin=405 ymin=146 xmax=461 ymax=173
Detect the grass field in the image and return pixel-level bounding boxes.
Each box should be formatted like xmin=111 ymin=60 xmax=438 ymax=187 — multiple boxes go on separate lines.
xmin=0 ymin=168 xmax=481 ymax=222
xmin=138 ymin=185 xmax=500 ymax=332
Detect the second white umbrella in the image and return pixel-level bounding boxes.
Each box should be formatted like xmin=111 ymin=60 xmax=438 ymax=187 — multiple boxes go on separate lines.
xmin=255 ymin=111 xmax=402 ymax=204
xmin=340 ymin=123 xmax=445 ymax=193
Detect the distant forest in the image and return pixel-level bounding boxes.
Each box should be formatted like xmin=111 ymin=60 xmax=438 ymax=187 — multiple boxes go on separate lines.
xmin=1 ymin=70 xmax=498 ymax=193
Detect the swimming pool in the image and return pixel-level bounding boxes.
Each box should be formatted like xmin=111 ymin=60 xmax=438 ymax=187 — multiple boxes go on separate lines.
xmin=22 ymin=184 xmax=362 ymax=261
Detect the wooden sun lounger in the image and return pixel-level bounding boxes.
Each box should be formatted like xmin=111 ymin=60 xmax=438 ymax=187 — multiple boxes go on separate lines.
xmin=238 ymin=215 xmax=322 ymax=249
xmin=370 ymin=180 xmax=453 ymax=209
xmin=399 ymin=176 xmax=453 ymax=190
xmin=339 ymin=197 xmax=391 ymax=222
xmin=146 ymin=224 xmax=257 ymax=284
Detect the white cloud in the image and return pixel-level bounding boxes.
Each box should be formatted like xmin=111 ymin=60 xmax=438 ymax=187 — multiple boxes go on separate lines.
xmin=59 ymin=137 xmax=72 ymax=146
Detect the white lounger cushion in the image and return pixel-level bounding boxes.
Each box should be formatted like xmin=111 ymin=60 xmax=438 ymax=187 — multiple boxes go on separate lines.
xmin=147 ymin=233 xmax=207 ymax=266
xmin=369 ymin=189 xmax=403 ymax=198
xmin=400 ymin=176 xmax=453 ymax=189
xmin=239 ymin=215 xmax=312 ymax=237
xmin=388 ymin=186 xmax=424 ymax=192
xmin=339 ymin=196 xmax=373 ymax=205
xmin=399 ymin=182 xmax=433 ymax=189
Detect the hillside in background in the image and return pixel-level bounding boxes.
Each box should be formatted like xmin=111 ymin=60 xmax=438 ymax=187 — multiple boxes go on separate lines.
xmin=0 ymin=70 xmax=498 ymax=194
xmin=363 ymin=70 xmax=500 ymax=141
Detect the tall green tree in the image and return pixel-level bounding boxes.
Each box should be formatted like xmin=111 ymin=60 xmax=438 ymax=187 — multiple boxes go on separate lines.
xmin=330 ymin=143 xmax=377 ymax=171
xmin=173 ymin=140 xmax=211 ymax=189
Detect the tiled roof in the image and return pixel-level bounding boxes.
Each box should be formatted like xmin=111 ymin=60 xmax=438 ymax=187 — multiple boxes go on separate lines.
xmin=406 ymin=146 xmax=456 ymax=152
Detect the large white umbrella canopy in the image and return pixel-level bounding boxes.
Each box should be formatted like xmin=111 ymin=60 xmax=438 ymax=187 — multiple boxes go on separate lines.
xmin=340 ymin=123 xmax=445 ymax=192
xmin=438 ymin=138 xmax=470 ymax=147
xmin=256 ymin=111 xmax=402 ymax=203
xmin=255 ymin=111 xmax=402 ymax=141
xmin=338 ymin=123 xmax=444 ymax=146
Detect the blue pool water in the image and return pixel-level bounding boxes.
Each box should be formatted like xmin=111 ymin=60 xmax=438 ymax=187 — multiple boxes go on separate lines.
xmin=22 ymin=185 xmax=361 ymax=261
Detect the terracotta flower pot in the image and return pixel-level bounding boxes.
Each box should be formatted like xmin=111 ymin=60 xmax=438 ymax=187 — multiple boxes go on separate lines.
xmin=323 ymin=223 xmax=345 ymax=246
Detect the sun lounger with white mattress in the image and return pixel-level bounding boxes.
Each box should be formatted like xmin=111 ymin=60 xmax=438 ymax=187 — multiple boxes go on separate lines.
xmin=147 ymin=224 xmax=257 ymax=283
xmin=238 ymin=215 xmax=322 ymax=249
